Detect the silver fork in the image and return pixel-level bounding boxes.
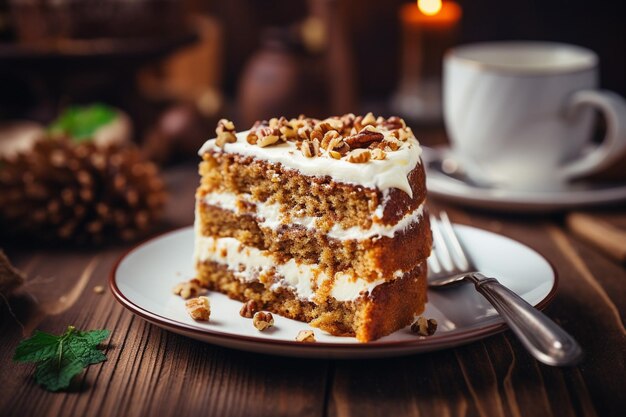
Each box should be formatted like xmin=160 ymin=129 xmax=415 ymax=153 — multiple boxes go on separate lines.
xmin=428 ymin=212 xmax=583 ymax=366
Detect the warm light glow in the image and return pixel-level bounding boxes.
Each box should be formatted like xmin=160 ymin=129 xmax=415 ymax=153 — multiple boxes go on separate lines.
xmin=418 ymin=0 xmax=443 ymax=16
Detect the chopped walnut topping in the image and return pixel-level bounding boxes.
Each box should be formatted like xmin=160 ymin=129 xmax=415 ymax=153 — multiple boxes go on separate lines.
xmin=360 ymin=124 xmax=380 ymax=133
xmin=410 ymin=316 xmax=438 ymax=336
xmin=361 ymin=112 xmax=376 ymax=126
xmin=345 ymin=130 xmax=384 ymax=148
xmin=239 ymin=300 xmax=260 ymax=318
xmin=216 ymin=131 xmax=237 ymax=148
xmin=172 ymin=278 xmax=207 ymax=300
xmin=280 ymin=124 xmax=297 ymax=139
xmin=316 ymin=121 xmax=333 ymax=134
xmin=325 ymin=117 xmax=344 ymax=131
xmin=297 ymin=126 xmax=312 ymax=140
xmin=371 ymin=148 xmax=386 ymax=160
xmin=239 ymin=114 xmax=411 ymax=158
xmin=324 ymin=133 xmax=344 ymax=152
xmin=216 ymin=118 xmax=235 ymax=134
xmin=246 ymin=132 xmax=258 ymax=144
xmin=384 ymin=137 xmax=402 ymax=151
xmin=353 ymin=115 xmax=364 ymax=132
xmin=310 ymin=130 xmax=323 ymax=142
xmin=295 ymin=330 xmax=316 ymax=342
xmin=268 ymin=117 xmax=279 ymax=129
xmin=301 ymin=139 xmax=320 ymax=157
xmin=398 ymin=127 xmax=413 ymax=141
xmin=253 ymin=311 xmax=274 ymax=331
xmin=321 ymin=130 xmax=341 ymax=150
xmin=347 ymin=149 xmax=371 ymax=163
xmin=257 ymin=134 xmax=280 ymax=147
xmin=256 ymin=127 xmax=280 ymax=147
xmin=214 ymin=119 xmax=237 ymax=147
xmin=186 ymin=296 xmax=211 ymax=321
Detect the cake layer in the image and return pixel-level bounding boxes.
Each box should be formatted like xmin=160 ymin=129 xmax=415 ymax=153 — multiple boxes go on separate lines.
xmin=196 ymin=202 xmax=431 ymax=281
xmin=193 ymin=234 xmax=391 ymax=301
xmin=202 ymin=190 xmax=425 ymax=239
xmin=196 ymin=259 xmax=428 ymax=342
xmin=199 ymin=129 xmax=423 ymax=197
xmin=198 ymin=150 xmax=426 ymax=230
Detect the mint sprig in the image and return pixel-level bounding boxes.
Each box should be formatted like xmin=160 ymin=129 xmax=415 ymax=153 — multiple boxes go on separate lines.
xmin=48 ymin=104 xmax=117 ymax=142
xmin=13 ymin=326 xmax=110 ymax=391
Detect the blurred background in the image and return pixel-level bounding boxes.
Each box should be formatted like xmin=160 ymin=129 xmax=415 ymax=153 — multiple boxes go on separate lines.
xmin=1 ymin=0 xmax=624 ymax=164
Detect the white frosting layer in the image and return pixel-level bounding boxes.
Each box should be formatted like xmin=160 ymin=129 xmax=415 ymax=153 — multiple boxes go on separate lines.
xmin=202 ymin=191 xmax=425 ymax=240
xmin=198 ymin=129 xmax=422 ymax=198
xmin=193 ymin=234 xmax=387 ymax=302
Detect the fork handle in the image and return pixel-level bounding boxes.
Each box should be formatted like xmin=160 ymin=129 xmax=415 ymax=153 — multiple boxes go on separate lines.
xmin=470 ymin=273 xmax=583 ymax=366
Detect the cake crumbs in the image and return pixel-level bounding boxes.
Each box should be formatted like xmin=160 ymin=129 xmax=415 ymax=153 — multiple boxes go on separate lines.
xmin=185 ymin=296 xmax=211 ymax=321
xmin=410 ymin=316 xmax=437 ymax=336
xmin=252 ymin=311 xmax=274 ymax=331
xmin=296 ymin=330 xmax=316 ymax=342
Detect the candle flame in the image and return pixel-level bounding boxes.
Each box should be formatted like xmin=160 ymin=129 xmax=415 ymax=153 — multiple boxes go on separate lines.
xmin=417 ymin=0 xmax=443 ymax=16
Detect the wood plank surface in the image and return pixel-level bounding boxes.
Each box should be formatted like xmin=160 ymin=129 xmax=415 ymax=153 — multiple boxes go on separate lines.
xmin=1 ymin=165 xmax=624 ymax=417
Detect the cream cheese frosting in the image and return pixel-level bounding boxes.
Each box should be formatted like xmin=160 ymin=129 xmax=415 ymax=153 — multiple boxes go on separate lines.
xmin=193 ymin=233 xmax=387 ymax=302
xmin=198 ymin=129 xmax=422 ymax=198
xmin=202 ymin=191 xmax=425 ymax=240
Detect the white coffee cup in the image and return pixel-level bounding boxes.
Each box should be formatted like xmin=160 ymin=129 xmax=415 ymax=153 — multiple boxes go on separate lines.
xmin=443 ymin=41 xmax=626 ymax=190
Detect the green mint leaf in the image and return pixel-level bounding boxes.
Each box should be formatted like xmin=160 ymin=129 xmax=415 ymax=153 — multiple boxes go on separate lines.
xmin=79 ymin=349 xmax=107 ymax=366
xmin=74 ymin=329 xmax=110 ymax=347
xmin=48 ymin=104 xmax=117 ymax=142
xmin=13 ymin=331 xmax=61 ymax=363
xmin=35 ymin=358 xmax=85 ymax=392
xmin=13 ymin=326 xmax=110 ymax=392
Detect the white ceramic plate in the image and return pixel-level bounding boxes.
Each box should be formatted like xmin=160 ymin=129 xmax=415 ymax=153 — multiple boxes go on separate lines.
xmin=422 ymin=146 xmax=626 ymax=213
xmin=110 ymin=225 xmax=557 ymax=359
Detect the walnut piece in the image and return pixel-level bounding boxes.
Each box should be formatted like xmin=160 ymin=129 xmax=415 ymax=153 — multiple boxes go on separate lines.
xmin=410 ymin=316 xmax=437 ymax=336
xmin=328 ymin=150 xmax=341 ymax=159
xmin=185 ymin=296 xmax=211 ymax=321
xmin=256 ymin=127 xmax=280 ymax=147
xmin=361 ymin=112 xmax=376 ymax=126
xmin=347 ymin=149 xmax=371 ymax=163
xmin=240 ymin=300 xmax=260 ymax=318
xmin=216 ymin=131 xmax=237 ymax=148
xmin=301 ymin=139 xmax=320 ymax=157
xmin=310 ymin=130 xmax=323 ymax=142
xmin=297 ymin=126 xmax=312 ymax=140
xmin=246 ymin=132 xmax=258 ymax=144
xmin=215 ymin=118 xmax=235 ymax=134
xmin=172 ymin=278 xmax=206 ymax=300
xmin=371 ymin=148 xmax=386 ymax=160
xmin=253 ymin=311 xmax=274 ymax=331
xmin=345 ymin=130 xmax=384 ymax=148
xmin=295 ymin=330 xmax=316 ymax=342
xmin=321 ymin=130 xmax=341 ymax=150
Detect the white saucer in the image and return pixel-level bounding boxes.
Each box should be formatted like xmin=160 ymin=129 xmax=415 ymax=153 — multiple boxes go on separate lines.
xmin=422 ymin=146 xmax=626 ymax=213
xmin=110 ymin=225 xmax=557 ymax=359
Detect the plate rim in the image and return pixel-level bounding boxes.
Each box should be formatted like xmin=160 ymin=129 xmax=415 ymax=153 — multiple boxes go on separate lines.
xmin=109 ymin=225 xmax=559 ymax=351
xmin=422 ymin=146 xmax=626 ymax=212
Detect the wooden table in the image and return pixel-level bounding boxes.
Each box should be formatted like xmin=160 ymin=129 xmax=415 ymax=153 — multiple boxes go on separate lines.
xmin=1 ymin=162 xmax=624 ymax=417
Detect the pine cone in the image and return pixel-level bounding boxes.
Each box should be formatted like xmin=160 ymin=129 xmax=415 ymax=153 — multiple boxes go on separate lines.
xmin=0 ymin=137 xmax=167 ymax=245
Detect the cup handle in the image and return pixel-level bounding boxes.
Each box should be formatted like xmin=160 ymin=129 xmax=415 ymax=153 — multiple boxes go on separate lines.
xmin=560 ymin=90 xmax=626 ymax=179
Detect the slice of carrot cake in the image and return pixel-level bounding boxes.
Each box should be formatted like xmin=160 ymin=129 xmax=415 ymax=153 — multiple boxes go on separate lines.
xmin=194 ymin=113 xmax=431 ymax=342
